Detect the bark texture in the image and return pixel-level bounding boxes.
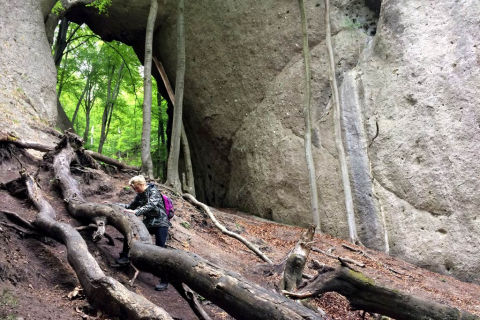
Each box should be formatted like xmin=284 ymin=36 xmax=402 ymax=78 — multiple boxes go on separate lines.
xmin=165 ymin=0 xmax=185 ymax=192
xmin=298 ymin=0 xmax=321 ymax=231
xmin=140 ymin=0 xmax=158 ymax=178
xmin=22 ymin=172 xmax=172 ymax=320
xmin=286 ymin=266 xmax=478 ymax=320
xmin=50 ymin=133 xmax=323 ymax=320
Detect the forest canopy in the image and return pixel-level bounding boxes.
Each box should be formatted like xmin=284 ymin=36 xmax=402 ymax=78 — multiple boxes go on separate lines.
xmin=56 ymin=22 xmax=168 ymax=177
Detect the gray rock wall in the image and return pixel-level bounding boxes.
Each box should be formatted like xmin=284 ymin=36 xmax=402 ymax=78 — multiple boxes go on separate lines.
xmin=353 ymin=0 xmax=480 ymax=282
xmin=0 ymin=0 xmax=57 ymax=142
xmin=4 ymin=0 xmax=479 ymax=283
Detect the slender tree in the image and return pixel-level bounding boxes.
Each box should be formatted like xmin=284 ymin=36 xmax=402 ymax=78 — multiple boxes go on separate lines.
xmin=140 ymin=0 xmax=158 ymax=178
xmin=324 ymin=0 xmax=358 ymax=243
xmin=298 ymin=0 xmax=321 ymax=230
xmin=166 ymin=0 xmax=185 ymax=192
xmin=98 ymin=62 xmax=124 ymax=154
xmin=153 ymin=57 xmax=195 ymax=194
xmin=82 ymin=73 xmax=97 ymax=146
xmin=156 ymin=94 xmax=166 ymax=179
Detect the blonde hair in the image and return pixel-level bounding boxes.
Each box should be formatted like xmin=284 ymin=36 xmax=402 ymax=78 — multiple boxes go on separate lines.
xmin=129 ymin=175 xmax=146 ymax=187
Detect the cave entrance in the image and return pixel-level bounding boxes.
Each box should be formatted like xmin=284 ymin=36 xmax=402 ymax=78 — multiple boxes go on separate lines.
xmin=53 ymin=20 xmax=170 ymax=179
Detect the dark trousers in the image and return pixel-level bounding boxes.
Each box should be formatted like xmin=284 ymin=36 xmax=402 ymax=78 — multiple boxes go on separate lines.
xmin=120 ymin=226 xmax=169 ymax=255
xmin=151 ymin=226 xmax=169 ymax=248
xmin=149 ymin=226 xmax=169 ymax=284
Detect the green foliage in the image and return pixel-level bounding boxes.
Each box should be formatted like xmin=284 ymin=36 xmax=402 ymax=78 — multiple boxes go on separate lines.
xmin=57 ymin=23 xmax=169 ymax=177
xmin=342 ymin=17 xmax=363 ymax=30
xmin=51 ymin=1 xmax=65 ymax=15
xmin=180 ymin=221 xmax=191 ymax=229
xmin=86 ymin=0 xmax=113 ymax=15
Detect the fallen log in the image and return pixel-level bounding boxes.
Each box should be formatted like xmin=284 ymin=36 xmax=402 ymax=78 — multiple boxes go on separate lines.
xmin=54 ymin=133 xmax=323 ymax=319
xmin=85 ymin=150 xmax=139 ymax=171
xmin=284 ymin=266 xmax=479 ymax=320
xmin=0 ymin=131 xmax=138 ymax=171
xmin=0 ymin=132 xmax=54 ymax=152
xmin=130 ymin=242 xmax=323 ymax=320
xmin=21 ymin=172 xmax=172 ymax=320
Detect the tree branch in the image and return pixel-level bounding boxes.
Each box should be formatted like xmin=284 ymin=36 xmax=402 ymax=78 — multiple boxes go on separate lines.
xmin=183 ymin=193 xmax=273 ymax=264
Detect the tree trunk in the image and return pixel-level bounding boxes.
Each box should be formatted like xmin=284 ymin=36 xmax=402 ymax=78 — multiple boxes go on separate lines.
xmin=165 ymin=0 xmax=185 ymax=192
xmin=181 ymin=125 xmax=195 ymax=196
xmin=280 ymin=225 xmax=315 ymax=291
xmin=153 ymin=57 xmax=195 ymax=194
xmin=140 ymin=0 xmax=158 ymax=178
xmin=54 ymin=18 xmax=69 ymax=68
xmin=286 ymin=266 xmax=478 ymax=320
xmin=298 ymin=0 xmax=321 ymax=231
xmin=52 ymin=133 xmax=324 ymax=320
xmin=72 ymin=79 xmax=89 ymax=127
xmin=56 ymin=97 xmax=74 ymax=132
xmin=157 ymin=94 xmax=166 ymax=179
xmin=99 ymin=63 xmax=124 ymax=154
xmin=324 ymin=0 xmax=358 ymax=243
xmin=22 ymin=173 xmax=172 ymax=320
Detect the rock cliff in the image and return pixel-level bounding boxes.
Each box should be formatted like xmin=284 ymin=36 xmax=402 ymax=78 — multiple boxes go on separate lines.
xmin=2 ymin=0 xmax=479 ymax=283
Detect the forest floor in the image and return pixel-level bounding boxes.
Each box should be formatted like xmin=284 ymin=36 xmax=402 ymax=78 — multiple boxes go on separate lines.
xmin=0 ymin=147 xmax=479 ymax=320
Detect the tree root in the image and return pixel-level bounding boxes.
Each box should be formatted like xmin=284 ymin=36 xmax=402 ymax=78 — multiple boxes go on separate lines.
xmin=52 ymin=133 xmax=323 ymax=319
xmin=284 ymin=265 xmax=479 ymax=320
xmin=22 ymin=172 xmax=172 ymax=319
xmin=172 ymin=283 xmax=213 ymax=320
xmin=183 ymin=193 xmax=273 ymax=264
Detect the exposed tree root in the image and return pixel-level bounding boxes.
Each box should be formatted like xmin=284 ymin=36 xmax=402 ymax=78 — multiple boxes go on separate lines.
xmin=0 ymin=131 xmax=138 ymax=171
xmin=21 ymin=172 xmax=172 ymax=320
xmin=52 ymin=133 xmax=323 ymax=319
xmin=173 ymin=283 xmax=213 ymax=320
xmin=183 ymin=192 xmax=273 ymax=264
xmin=0 ymin=132 xmax=54 ymax=152
xmin=284 ymin=265 xmax=479 ymax=320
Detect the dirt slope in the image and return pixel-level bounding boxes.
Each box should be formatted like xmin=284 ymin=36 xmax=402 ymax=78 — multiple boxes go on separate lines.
xmin=0 ymin=146 xmax=479 ymax=320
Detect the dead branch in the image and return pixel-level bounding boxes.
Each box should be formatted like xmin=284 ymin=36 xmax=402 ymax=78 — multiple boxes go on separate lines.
xmin=54 ymin=133 xmax=322 ymax=319
xmin=284 ymin=266 xmax=478 ymax=320
xmin=0 ymin=131 xmax=54 ymax=152
xmin=0 ymin=131 xmax=137 ymax=171
xmin=312 ymin=247 xmax=365 ymax=268
xmin=341 ymin=244 xmax=404 ymax=276
xmin=182 ymin=193 xmax=273 ymax=264
xmin=173 ymin=283 xmax=213 ymax=320
xmin=22 ymin=172 xmax=172 ymax=320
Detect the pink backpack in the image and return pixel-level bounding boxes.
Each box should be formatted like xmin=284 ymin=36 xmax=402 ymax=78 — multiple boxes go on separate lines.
xmin=161 ymin=194 xmax=175 ymax=220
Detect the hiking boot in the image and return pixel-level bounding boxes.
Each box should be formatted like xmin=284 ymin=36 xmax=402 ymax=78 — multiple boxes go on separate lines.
xmin=154 ymin=283 xmax=168 ymax=291
xmin=115 ymin=256 xmax=129 ymax=265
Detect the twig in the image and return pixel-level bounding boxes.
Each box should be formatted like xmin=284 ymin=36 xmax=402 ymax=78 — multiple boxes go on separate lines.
xmin=129 ymin=264 xmax=140 ymax=287
xmin=312 ymin=246 xmax=365 ymax=267
xmin=341 ymin=244 xmax=406 ymax=276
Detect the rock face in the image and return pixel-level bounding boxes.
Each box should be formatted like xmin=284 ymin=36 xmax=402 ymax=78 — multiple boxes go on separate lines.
xmin=0 ymin=0 xmax=58 ymax=142
xmin=350 ymin=0 xmax=480 ymax=282
xmin=3 ymin=0 xmax=479 ymax=283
